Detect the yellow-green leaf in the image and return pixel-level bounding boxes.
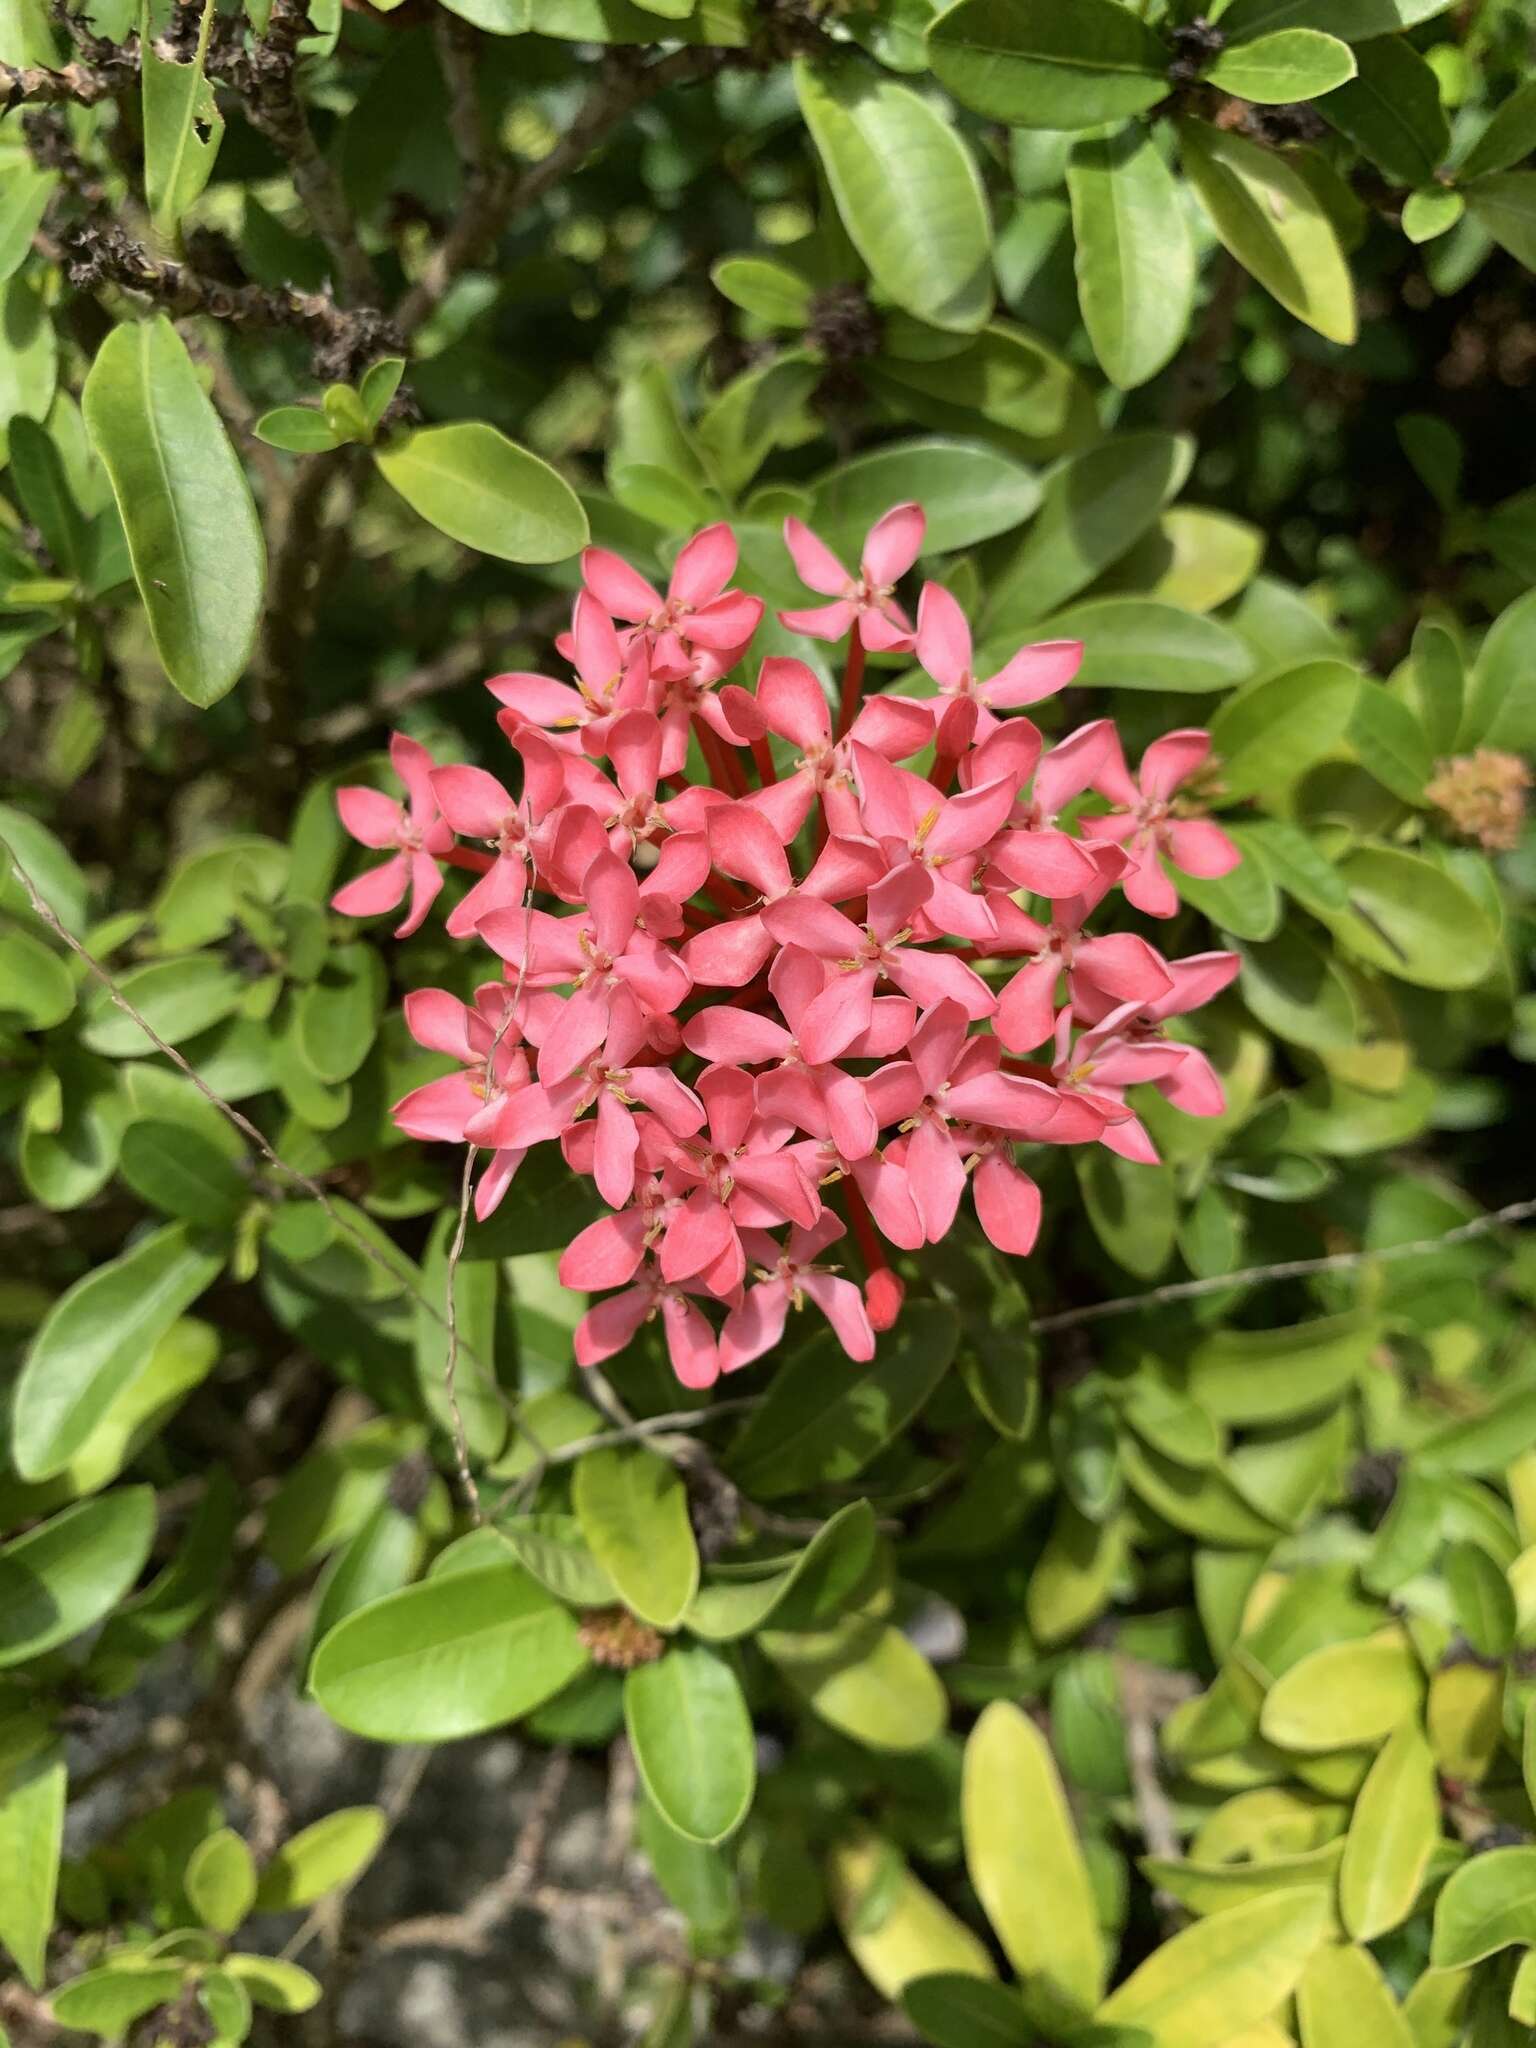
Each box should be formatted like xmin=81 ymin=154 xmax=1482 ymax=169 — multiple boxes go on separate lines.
xmin=1260 ymin=1631 xmax=1424 ymax=1754
xmin=961 ymin=1701 xmax=1102 ymax=2013
xmin=1096 ymin=1887 xmax=1332 ymax=2048
xmin=1296 ymin=1942 xmax=1414 ymax=2048
xmin=1340 ymin=1719 xmax=1439 ymax=1941
xmin=829 ymin=1829 xmax=995 ymax=2002
xmin=572 ymin=1446 xmax=699 ymax=1631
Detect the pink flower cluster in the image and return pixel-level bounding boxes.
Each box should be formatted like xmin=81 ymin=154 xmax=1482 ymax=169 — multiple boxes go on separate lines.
xmin=334 ymin=507 xmax=1241 ymax=1389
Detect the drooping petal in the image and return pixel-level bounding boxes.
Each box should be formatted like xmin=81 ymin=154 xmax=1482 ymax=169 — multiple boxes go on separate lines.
xmin=886 ymin=947 xmax=995 ymax=1020
xmin=574 ymin=1284 xmax=651 ymax=1367
xmin=1152 ymin=951 xmax=1241 ymax=1019
xmin=332 ymin=853 xmax=409 ymax=920
xmin=624 ymin=1066 xmax=707 ymax=1138
xmin=390 ymin=732 xmax=439 ymax=823
xmin=391 ymin=1072 xmax=481 ymax=1143
xmin=661 ymin=1188 xmax=736 ymax=1283
xmin=536 ymin=984 xmax=611 ymax=1084
xmin=1038 ymin=718 xmax=1120 ymax=816
xmin=927 ymin=774 xmax=1019 ymax=860
xmin=858 ymin=604 xmax=916 ymax=654
xmin=994 ymin=955 xmax=1060 ymax=1053
xmin=720 ymin=1279 xmax=791 ymax=1374
xmin=403 ymin=988 xmax=476 ymax=1060
xmin=850 ymin=692 xmax=936 ymax=760
xmin=1119 ymin=851 xmax=1182 ymax=920
xmin=1073 ymin=932 xmax=1174 ymax=1007
xmin=865 ymin=861 xmax=933 ymax=940
xmin=593 ymin=1088 xmax=639 ymax=1208
xmin=485 ymin=673 xmax=588 ymax=727
xmin=583 ymin=851 xmax=641 ymax=956
xmin=560 ymin=1208 xmax=651 ymax=1291
xmin=445 ymin=853 xmax=527 ymax=940
xmin=474 ymin=1146 xmax=526 ymax=1221
xmin=972 ymin=1154 xmax=1042 ymax=1256
xmin=708 ymin=802 xmax=793 ymax=899
xmin=906 ymin=1114 xmax=966 ymax=1242
xmin=780 ymin=599 xmax=859 ymax=642
xmin=681 ymin=915 xmax=775 ymax=989
xmin=801 ymin=1272 xmax=876 ymax=1362
xmin=431 ymin=764 xmax=513 ymax=838
xmin=796 ymin=967 xmax=878 ymax=1065
xmin=910 ymin=998 xmax=969 ymax=1099
xmin=571 ymin=590 xmax=626 ymax=695
xmin=820 ymin=1069 xmax=879 ymax=1160
xmin=760 ymin=893 xmax=864 ymax=959
xmin=1157 ymin=1045 xmax=1226 ymax=1118
xmin=1168 ymin=817 xmax=1241 ymax=879
xmin=683 ymin=1007 xmax=791 ymax=1064
xmin=607 ymin=709 xmax=665 ymax=804
xmin=756 ymin=656 xmax=832 ymax=751
xmin=731 ymin=1150 xmax=819 ymax=1228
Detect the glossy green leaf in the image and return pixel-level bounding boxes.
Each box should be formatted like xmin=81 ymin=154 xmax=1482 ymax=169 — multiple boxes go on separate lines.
xmin=727 ymin=1304 xmax=957 ymax=1499
xmin=1463 ymin=586 xmax=1536 ymax=750
xmin=0 ymin=1490 xmax=156 ymax=1666
xmin=310 ymin=1563 xmax=587 ymax=1740
xmin=1096 ymin=1887 xmax=1331 ymax=2046
xmin=1445 ymin=1539 xmax=1516 ymax=1658
xmin=0 ymin=928 xmax=73 ymax=1031
xmin=928 ymin=0 xmax=1168 ymax=131
xmin=1320 ymin=35 xmax=1448 ymax=187
xmin=186 ymin=1826 xmax=257 ymax=1934
xmin=1466 ymin=172 xmax=1536 ymax=271
xmin=1403 ymin=187 xmax=1464 ymax=243
xmin=685 ymin=1501 xmax=878 ymax=1642
xmin=1076 ymin=1149 xmax=1176 ymax=1279
xmin=13 ymin=1225 xmax=224 ymax=1479
xmin=0 ymin=164 xmax=55 ymax=285
xmin=1317 ymin=846 xmax=1500 ymax=990
xmin=1207 ymin=29 xmax=1356 ymax=102
xmin=81 ymin=317 xmax=264 ymax=707
xmin=1178 ymin=119 xmax=1357 ymax=346
xmin=1340 ymin=1718 xmax=1440 ymax=1941
xmin=794 ymin=57 xmax=992 ymax=334
xmin=710 ymin=255 xmax=814 ymax=327
xmin=810 ymin=439 xmax=1039 ymax=559
xmin=49 ymin=1964 xmax=187 ymax=2035
xmin=1296 ymin=1941 xmax=1414 ymax=2048
xmin=10 ymin=416 xmax=87 ymax=577
xmin=1237 ymin=929 xmax=1357 ymax=1051
xmin=904 ymin=1974 xmax=1032 ymax=2048
xmin=0 ymin=1742 xmax=65 ymax=1988
xmin=293 ymin=941 xmax=384 ymax=1083
xmin=252 ymin=1807 xmax=386 ymax=1911
xmin=625 ymin=1644 xmax=756 ymax=1846
xmin=253 ymin=405 xmax=342 ymax=453
xmin=1068 ymin=126 xmax=1194 ymax=390
xmin=1035 ymin=597 xmax=1253 ymax=693
xmin=80 ymin=953 xmax=246 ymax=1057
xmin=0 ymin=276 xmax=57 ymax=465
xmin=1260 ymin=1630 xmax=1424 ymax=1753
xmin=1432 ymin=1847 xmax=1536 ymax=1967
xmin=1461 ymin=82 xmax=1536 ymax=180
xmin=573 ymin=1446 xmax=699 ymax=1630
xmin=829 ymin=1830 xmax=995 ymax=2000
xmin=963 ymin=1700 xmax=1102 ymax=2010
xmin=375 ymin=421 xmax=588 ymax=563
xmin=225 ymin=1953 xmax=323 ymax=2012
xmin=140 ymin=0 xmax=224 ymax=239
xmin=1209 ymin=658 xmax=1358 ymax=802
xmin=986 ymin=431 xmax=1192 ymax=633
xmin=1096 ymin=504 xmax=1265 ymax=614
xmin=762 ymin=1619 xmax=946 ymax=1753
xmin=1348 ymin=682 xmax=1431 ymax=801
xmin=500 ymin=1513 xmax=617 ymax=1609
xmin=1219 ymin=0 xmax=1453 ymax=35
xmin=118 ymin=1119 xmax=248 ymax=1227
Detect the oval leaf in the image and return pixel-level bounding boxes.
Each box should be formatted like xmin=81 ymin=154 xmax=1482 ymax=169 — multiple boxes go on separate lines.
xmin=572 ymin=1445 xmax=699 ymax=1630
xmin=928 ymin=0 xmax=1168 ymax=131
xmin=624 ymin=1643 xmax=756 ymax=1846
xmin=375 ymin=421 xmax=588 ymax=564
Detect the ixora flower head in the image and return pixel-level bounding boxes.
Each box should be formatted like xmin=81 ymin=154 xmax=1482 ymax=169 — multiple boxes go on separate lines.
xmin=333 ymin=504 xmax=1239 ymax=1390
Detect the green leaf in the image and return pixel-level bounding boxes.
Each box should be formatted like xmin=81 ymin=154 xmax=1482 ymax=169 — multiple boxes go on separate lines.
xmin=625 ymin=1644 xmax=756 ymax=1846
xmin=0 ymin=1743 xmax=64 ymax=1988
xmin=1075 ymin=1150 xmax=1176 ymax=1279
xmin=49 ymin=1964 xmax=187 ymax=2036
xmin=140 ymin=0 xmax=224 ymax=240
xmin=1460 ymin=588 xmax=1536 ymax=748
xmin=830 ymin=1830 xmax=995 ymax=2001
xmin=0 ymin=927 xmax=73 ymax=1030
xmin=710 ymin=255 xmax=814 ymax=328
xmin=810 ymin=438 xmax=1040 ymax=559
xmin=1260 ymin=1630 xmax=1423 ymax=1752
xmin=0 ymin=275 xmax=57 ymax=466
xmin=1093 ymin=505 xmax=1266 ymax=613
xmin=685 ymin=1501 xmax=878 ymax=1642
xmin=1431 ymin=1847 xmax=1536 ymax=1967
xmin=1068 ymin=127 xmax=1195 ymax=390
xmin=375 ymin=421 xmax=588 ymax=564
xmin=1206 ymin=29 xmax=1356 ymax=102
xmin=0 ymin=802 xmax=89 ymax=934
xmin=9 ymin=417 xmax=88 ymax=577
xmin=962 ymin=1700 xmax=1102 ymax=2011
xmin=1402 ymin=187 xmax=1464 ymax=243
xmin=0 ymin=1490 xmax=156 ymax=1666
xmin=1188 ymin=1313 xmax=1376 ymax=1425
xmin=253 ymin=405 xmax=341 ymax=454
xmin=1208 ymin=657 xmax=1359 ymax=802
xmin=252 ymin=1807 xmax=385 ymax=1911
xmin=359 ymin=357 xmax=405 ymax=429
xmin=1340 ymin=1718 xmax=1439 ymax=1941
xmin=1465 ymin=171 xmax=1536 ymax=270
xmin=1349 ymin=684 xmax=1430 ymax=802
xmin=1319 ymin=35 xmax=1449 ymax=187
xmin=1178 ymin=118 xmax=1357 ymax=346
xmin=118 ymin=1120 xmax=248 ymax=1227
xmin=224 ymin=1955 xmax=323 ymax=2013
xmin=1461 ymin=81 xmax=1536 ymax=181
xmin=927 ymin=0 xmax=1168 ymax=131
xmin=0 ymin=164 xmax=55 ymax=286
xmin=1026 ymin=597 xmax=1253 ymax=692
xmin=984 ymin=430 xmax=1193 ymax=633
xmin=186 ymin=1827 xmax=257 ymax=1934
xmin=1237 ymin=928 xmax=1357 ymax=1051
xmin=794 ymin=57 xmax=993 ymax=334
xmin=761 ymin=1619 xmax=947 ymax=1752
xmin=1444 ymin=1540 xmax=1516 ymax=1658
xmin=1296 ymin=1942 xmax=1415 ymax=2048
xmin=904 ymin=1975 xmax=1032 ymax=2048
xmin=13 ymin=1224 xmax=224 ymax=1479
xmin=499 ymin=1513 xmax=616 ymax=1609
xmin=80 ymin=953 xmax=246 ymax=1056
xmin=81 ymin=316 xmax=264 ymax=707
xmin=1096 ymin=1887 xmax=1332 ymax=2046
xmin=1219 ymin=0 xmax=1453 ymax=36
xmin=310 ymin=1563 xmax=587 ymax=1741
xmin=726 ymin=1303 xmax=958 ymax=1499
xmin=1317 ymin=845 xmax=1500 ymax=990
xmin=572 ymin=1446 xmax=699 ymax=1630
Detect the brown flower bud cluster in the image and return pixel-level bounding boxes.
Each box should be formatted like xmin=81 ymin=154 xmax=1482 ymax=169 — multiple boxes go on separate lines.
xmin=1426 ymin=748 xmax=1531 ymax=853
